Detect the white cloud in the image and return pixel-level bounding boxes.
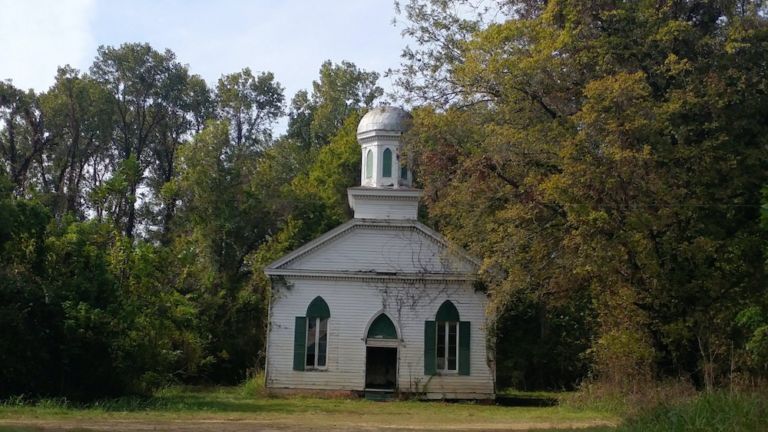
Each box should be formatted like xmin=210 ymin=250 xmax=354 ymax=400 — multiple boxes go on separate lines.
xmin=0 ymin=0 xmax=95 ymax=92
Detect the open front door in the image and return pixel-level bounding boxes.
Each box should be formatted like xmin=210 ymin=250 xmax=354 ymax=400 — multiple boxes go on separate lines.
xmin=365 ymin=346 xmax=397 ymax=390
xmin=364 ymin=313 xmax=399 ymax=396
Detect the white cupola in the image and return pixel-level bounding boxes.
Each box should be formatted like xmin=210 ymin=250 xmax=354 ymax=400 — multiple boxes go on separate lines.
xmin=356 ymin=106 xmax=413 ymax=189
xmin=347 ymin=107 xmax=422 ymax=220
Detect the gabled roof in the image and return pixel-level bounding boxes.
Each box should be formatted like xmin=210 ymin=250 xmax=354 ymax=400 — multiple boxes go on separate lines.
xmin=264 ymin=219 xmax=480 ymax=281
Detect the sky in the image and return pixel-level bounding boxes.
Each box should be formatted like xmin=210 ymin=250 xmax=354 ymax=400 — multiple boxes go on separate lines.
xmin=0 ymin=0 xmax=408 ymax=111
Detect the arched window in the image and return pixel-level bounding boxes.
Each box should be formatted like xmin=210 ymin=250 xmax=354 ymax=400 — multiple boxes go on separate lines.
xmin=435 ymin=301 xmax=460 ymax=372
xmin=294 ymin=296 xmax=330 ymax=371
xmin=367 ymin=313 xmax=398 ymax=339
xmin=382 ymin=148 xmax=392 ymax=177
xmin=365 ymin=150 xmax=373 ymax=179
xmin=424 ymin=300 xmax=470 ymax=376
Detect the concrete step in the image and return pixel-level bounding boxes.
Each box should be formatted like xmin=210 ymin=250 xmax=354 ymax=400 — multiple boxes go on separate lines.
xmin=364 ymin=389 xmax=394 ymax=401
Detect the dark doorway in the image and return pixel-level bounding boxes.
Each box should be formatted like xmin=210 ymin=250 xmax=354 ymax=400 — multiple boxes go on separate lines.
xmin=365 ymin=347 xmax=397 ymax=390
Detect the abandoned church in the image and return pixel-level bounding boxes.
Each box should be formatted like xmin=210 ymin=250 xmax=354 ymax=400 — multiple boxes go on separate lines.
xmin=264 ymin=106 xmax=495 ymax=399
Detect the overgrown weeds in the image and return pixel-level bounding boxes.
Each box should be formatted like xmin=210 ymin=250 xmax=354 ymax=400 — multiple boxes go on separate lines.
xmin=618 ymin=392 xmax=768 ymax=432
xmin=563 ymin=378 xmax=697 ymax=416
xmin=239 ymin=370 xmax=266 ymax=397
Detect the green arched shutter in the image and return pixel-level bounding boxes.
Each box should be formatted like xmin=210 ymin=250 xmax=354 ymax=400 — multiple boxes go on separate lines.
xmin=293 ymin=316 xmax=306 ymax=371
xmin=459 ymin=321 xmax=470 ymax=375
xmin=424 ymin=320 xmax=436 ymax=375
xmin=436 ymin=301 xmax=460 ymax=321
xmin=367 ymin=314 xmax=398 ymax=339
xmin=383 ymin=148 xmax=392 ymax=177
xmin=306 ymin=296 xmax=330 ymax=318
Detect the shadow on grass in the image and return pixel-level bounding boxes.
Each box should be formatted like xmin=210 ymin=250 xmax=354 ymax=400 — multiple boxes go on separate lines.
xmin=29 ymin=389 xmax=378 ymax=416
xmin=89 ymin=396 xmax=328 ymax=414
xmin=0 ymin=427 xmax=44 ymax=432
xmin=0 ymin=428 xmax=97 ymax=432
xmin=3 ymin=392 xmax=327 ymax=416
xmin=535 ymin=428 xmax=614 ymax=432
xmin=3 ymin=386 xmax=607 ymax=421
xmin=496 ymin=394 xmax=559 ymax=407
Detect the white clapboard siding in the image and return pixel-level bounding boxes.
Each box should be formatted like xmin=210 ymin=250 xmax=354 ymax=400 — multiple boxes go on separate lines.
xmin=282 ymin=225 xmax=475 ymax=274
xmin=266 ymin=278 xmax=494 ymax=397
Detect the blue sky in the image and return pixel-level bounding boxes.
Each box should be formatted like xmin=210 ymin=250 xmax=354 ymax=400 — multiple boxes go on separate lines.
xmin=0 ymin=0 xmax=407 ymax=107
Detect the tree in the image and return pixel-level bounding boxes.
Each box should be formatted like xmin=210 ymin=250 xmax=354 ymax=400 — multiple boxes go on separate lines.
xmin=89 ymin=43 xmax=187 ymax=237
xmin=39 ymin=66 xmax=114 ymax=218
xmin=0 ymin=167 xmax=203 ymax=398
xmin=249 ymin=112 xmax=364 ymax=325
xmin=286 ymin=60 xmax=382 ymax=149
xmin=251 ymin=61 xmax=384 ymax=282
xmin=0 ymin=170 xmax=54 ymax=396
xmin=172 ymin=121 xmax=273 ymax=382
xmin=145 ymin=71 xmax=214 ymax=242
xmin=0 ymin=82 xmax=51 ymax=196
xmin=216 ymin=68 xmax=284 ymax=152
xmin=398 ymin=0 xmax=768 ymax=389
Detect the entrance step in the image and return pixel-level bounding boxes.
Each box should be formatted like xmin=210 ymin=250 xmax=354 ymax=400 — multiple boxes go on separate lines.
xmin=364 ymin=389 xmax=394 ymax=401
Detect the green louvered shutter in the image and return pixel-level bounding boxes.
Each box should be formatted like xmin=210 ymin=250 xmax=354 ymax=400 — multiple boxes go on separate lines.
xmin=459 ymin=321 xmax=470 ymax=375
xmin=293 ymin=317 xmax=306 ymax=371
xmin=424 ymin=320 xmax=436 ymax=375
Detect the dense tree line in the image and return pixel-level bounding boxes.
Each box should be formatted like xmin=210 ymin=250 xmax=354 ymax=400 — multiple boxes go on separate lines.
xmin=0 ymin=43 xmax=379 ymax=398
xmin=396 ymin=0 xmax=768 ymax=391
xmin=3 ymin=0 xmax=768 ymax=399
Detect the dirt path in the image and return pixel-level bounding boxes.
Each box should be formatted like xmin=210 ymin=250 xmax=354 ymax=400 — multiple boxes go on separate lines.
xmin=0 ymin=418 xmax=613 ymax=431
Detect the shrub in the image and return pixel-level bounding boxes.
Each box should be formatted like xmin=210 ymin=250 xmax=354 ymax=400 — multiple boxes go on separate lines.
xmin=240 ymin=371 xmax=267 ymax=397
xmin=619 ymin=392 xmax=768 ymax=432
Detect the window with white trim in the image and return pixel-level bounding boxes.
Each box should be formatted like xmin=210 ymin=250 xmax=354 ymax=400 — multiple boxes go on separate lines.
xmin=436 ymin=320 xmax=458 ymax=372
xmin=306 ymin=317 xmax=328 ymax=368
xmin=424 ymin=300 xmax=469 ymax=376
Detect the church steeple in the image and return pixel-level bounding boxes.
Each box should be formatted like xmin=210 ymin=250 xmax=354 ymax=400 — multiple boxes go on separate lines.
xmin=356 ymin=106 xmax=412 ymax=189
xmin=347 ymin=107 xmax=421 ymax=220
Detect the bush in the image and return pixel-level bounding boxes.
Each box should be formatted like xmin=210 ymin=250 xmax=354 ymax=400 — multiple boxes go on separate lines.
xmin=566 ymin=378 xmax=696 ymax=416
xmin=240 ymin=371 xmax=267 ymax=397
xmin=618 ymin=392 xmax=768 ymax=432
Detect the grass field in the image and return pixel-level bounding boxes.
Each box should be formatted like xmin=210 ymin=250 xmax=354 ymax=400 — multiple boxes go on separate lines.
xmin=0 ymin=384 xmax=616 ymax=431
xmin=1 ymin=384 xmax=766 ymax=431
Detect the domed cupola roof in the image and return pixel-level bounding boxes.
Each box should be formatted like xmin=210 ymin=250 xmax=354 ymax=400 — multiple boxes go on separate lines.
xmin=355 ymin=106 xmax=414 ymax=191
xmin=357 ymin=106 xmax=412 ymax=139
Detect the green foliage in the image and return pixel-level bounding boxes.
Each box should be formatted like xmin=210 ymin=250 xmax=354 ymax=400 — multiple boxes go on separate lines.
xmin=0 ymin=386 xmax=618 ymax=429
xmin=0 ymin=39 xmax=381 ymax=398
xmin=38 ymin=66 xmax=114 ymax=217
xmin=287 ymin=61 xmax=381 ymax=148
xmin=290 ymin=112 xmax=362 ymax=228
xmin=399 ymin=0 xmax=768 ymax=390
xmin=0 ymin=81 xmax=48 ymax=196
xmin=7 ymin=0 xmax=768 ymax=403
xmin=240 ymin=371 xmax=267 ymax=397
xmin=617 ymin=393 xmax=768 ymax=432
xmin=216 ymin=68 xmax=284 ymax=149
xmin=248 ymin=112 xmax=364 ymax=305
xmin=171 ymin=120 xmax=271 ymax=383
xmin=0 ymin=184 xmax=54 ymax=396
xmin=0 ymin=178 xmax=203 ymax=398
xmin=494 ymin=292 xmax=594 ymax=390
xmin=736 ymin=186 xmax=768 ymax=374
